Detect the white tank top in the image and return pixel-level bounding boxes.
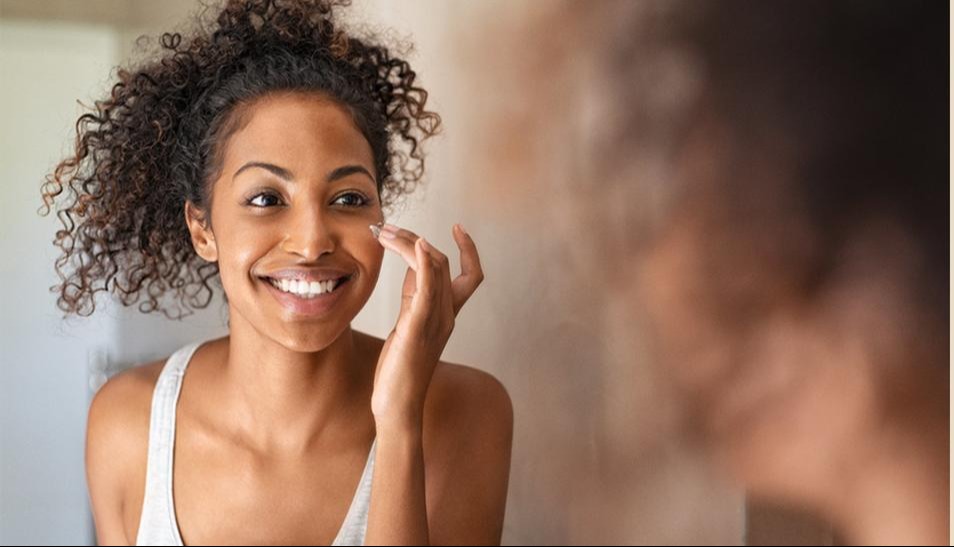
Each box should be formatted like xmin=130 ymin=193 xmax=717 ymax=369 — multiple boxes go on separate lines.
xmin=135 ymin=341 xmax=377 ymax=546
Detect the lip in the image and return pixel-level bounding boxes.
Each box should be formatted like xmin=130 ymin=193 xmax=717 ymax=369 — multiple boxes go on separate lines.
xmin=258 ymin=271 xmax=355 ymax=317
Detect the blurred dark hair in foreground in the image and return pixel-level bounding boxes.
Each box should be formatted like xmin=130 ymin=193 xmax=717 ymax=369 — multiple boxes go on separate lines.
xmin=604 ymin=0 xmax=948 ymax=307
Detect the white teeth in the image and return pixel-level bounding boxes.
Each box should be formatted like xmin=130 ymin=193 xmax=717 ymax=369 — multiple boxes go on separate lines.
xmin=269 ymin=277 xmax=343 ymax=298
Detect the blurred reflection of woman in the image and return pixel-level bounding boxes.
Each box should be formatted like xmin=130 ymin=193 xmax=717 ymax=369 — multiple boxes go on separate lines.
xmin=603 ymin=2 xmax=949 ymax=544
xmin=475 ymin=0 xmax=948 ymax=544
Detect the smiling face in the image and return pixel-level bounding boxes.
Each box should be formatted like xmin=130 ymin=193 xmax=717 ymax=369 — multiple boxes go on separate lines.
xmin=186 ymin=91 xmax=385 ymax=352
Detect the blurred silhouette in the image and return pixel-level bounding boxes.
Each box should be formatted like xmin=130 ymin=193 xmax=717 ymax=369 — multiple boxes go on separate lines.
xmin=597 ymin=1 xmax=949 ymax=544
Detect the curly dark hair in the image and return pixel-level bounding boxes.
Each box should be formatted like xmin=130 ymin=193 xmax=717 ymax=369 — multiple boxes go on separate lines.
xmin=39 ymin=0 xmax=441 ymax=319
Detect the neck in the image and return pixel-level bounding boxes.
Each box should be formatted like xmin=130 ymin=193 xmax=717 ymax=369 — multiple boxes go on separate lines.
xmin=832 ymin=430 xmax=949 ymax=545
xmin=219 ymin=310 xmax=373 ymax=454
xmin=827 ymin=381 xmax=950 ymax=545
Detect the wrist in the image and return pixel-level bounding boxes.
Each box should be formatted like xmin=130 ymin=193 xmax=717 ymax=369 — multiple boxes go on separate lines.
xmin=373 ymin=407 xmax=425 ymax=437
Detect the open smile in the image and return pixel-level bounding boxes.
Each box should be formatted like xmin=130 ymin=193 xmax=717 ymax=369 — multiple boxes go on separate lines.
xmin=260 ymin=274 xmax=354 ymax=299
xmin=257 ymin=273 xmax=356 ymax=316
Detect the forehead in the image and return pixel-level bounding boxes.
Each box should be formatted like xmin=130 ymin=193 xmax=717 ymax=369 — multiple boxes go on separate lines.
xmin=221 ymin=91 xmax=375 ymax=176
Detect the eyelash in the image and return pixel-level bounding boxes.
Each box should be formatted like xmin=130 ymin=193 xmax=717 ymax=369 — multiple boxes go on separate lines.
xmin=246 ymin=192 xmax=282 ymax=208
xmin=332 ymin=192 xmax=371 ymax=208
xmin=245 ymin=191 xmax=372 ymax=209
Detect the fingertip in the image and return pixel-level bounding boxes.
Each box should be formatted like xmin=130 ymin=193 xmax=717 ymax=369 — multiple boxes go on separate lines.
xmin=414 ymin=238 xmax=428 ymax=263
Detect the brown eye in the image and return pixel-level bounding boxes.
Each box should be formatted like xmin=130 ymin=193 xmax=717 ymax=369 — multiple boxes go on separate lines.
xmin=332 ymin=192 xmax=370 ymax=208
xmin=247 ymin=192 xmax=282 ymax=207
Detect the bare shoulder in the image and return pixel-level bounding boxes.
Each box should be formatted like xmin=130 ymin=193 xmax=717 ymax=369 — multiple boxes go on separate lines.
xmin=86 ymin=359 xmax=166 ymax=487
xmin=423 ymin=361 xmax=514 ymax=465
xmin=423 ymin=362 xmax=513 ymax=544
xmin=86 ymin=358 xmax=167 ymax=544
xmin=87 ymin=359 xmax=164 ymax=444
xmin=429 ymin=361 xmax=513 ymax=424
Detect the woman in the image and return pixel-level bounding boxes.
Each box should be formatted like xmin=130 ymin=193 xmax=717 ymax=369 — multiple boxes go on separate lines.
xmin=42 ymin=1 xmax=513 ymax=544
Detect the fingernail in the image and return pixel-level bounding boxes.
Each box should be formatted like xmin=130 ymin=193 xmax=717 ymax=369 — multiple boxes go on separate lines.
xmin=369 ymin=224 xmax=383 ymax=239
xmin=419 ymin=238 xmax=430 ymax=251
xmin=382 ymin=224 xmax=399 ymax=233
xmin=455 ymin=224 xmax=469 ymax=236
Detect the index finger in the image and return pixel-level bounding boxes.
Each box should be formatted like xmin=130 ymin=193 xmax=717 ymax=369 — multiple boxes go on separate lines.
xmin=451 ymin=224 xmax=484 ymax=314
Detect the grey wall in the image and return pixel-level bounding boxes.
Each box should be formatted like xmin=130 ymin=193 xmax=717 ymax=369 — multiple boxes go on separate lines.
xmin=0 ymin=3 xmax=229 ymax=543
xmin=0 ymin=20 xmax=119 ymax=546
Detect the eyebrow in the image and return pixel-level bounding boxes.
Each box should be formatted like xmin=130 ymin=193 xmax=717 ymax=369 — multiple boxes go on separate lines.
xmin=232 ymin=161 xmax=376 ymax=185
xmin=327 ymin=165 xmax=376 ymax=184
xmin=233 ymin=161 xmax=293 ymax=181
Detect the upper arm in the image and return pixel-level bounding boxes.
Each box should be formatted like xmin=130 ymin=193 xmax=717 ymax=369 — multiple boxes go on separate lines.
xmin=86 ymin=365 xmax=158 ymax=546
xmin=424 ymin=364 xmax=514 ymax=546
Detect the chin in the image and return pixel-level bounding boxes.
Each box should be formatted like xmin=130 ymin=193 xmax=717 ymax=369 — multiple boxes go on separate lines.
xmin=270 ymin=324 xmax=349 ymax=353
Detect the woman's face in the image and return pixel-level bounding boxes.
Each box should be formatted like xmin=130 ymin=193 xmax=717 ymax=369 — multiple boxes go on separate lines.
xmin=633 ymin=120 xmax=915 ymax=504
xmin=189 ymin=91 xmax=385 ymax=352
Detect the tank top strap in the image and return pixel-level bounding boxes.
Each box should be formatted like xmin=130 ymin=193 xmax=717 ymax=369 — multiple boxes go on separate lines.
xmin=135 ymin=342 xmax=202 ymax=546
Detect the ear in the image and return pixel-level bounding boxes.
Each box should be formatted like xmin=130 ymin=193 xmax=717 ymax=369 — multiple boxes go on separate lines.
xmin=184 ymin=201 xmax=218 ymax=262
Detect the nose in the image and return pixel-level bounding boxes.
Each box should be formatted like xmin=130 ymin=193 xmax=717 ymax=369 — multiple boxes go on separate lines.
xmin=279 ymin=204 xmax=335 ymax=260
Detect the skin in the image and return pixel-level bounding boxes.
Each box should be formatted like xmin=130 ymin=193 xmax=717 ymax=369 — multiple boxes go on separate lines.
xmin=86 ymin=92 xmax=513 ymax=546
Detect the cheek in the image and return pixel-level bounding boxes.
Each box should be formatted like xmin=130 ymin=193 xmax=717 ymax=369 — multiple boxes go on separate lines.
xmin=639 ymin=227 xmax=740 ymax=395
xmin=639 ymin=229 xmax=705 ymax=348
xmin=210 ymin=216 xmax=273 ymax=291
xmin=351 ymin=235 xmax=385 ymax=284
